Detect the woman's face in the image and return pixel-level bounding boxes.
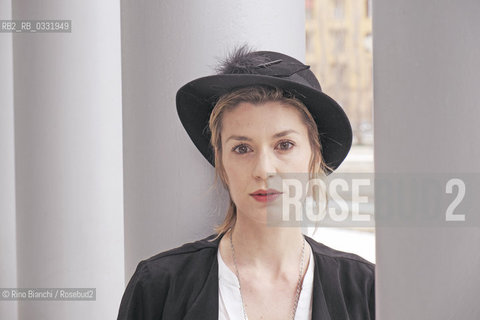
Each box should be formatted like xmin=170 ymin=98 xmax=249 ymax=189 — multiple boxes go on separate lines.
xmin=221 ymin=101 xmax=312 ymax=223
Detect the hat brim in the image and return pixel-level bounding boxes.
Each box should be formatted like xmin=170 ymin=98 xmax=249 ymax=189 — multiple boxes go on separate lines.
xmin=176 ymin=73 xmax=352 ymax=173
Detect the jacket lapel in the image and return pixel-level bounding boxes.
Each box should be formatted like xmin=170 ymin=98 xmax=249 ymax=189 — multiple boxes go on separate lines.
xmin=306 ymin=236 xmax=332 ymax=320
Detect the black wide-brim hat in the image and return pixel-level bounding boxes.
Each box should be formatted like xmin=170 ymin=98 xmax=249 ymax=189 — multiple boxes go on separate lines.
xmin=176 ymin=49 xmax=352 ymax=174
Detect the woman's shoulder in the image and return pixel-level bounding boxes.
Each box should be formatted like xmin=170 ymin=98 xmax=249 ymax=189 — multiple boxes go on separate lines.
xmin=134 ymin=233 xmax=220 ymax=278
xmin=118 ymin=234 xmax=221 ymax=319
xmin=146 ymin=233 xmax=219 ymax=259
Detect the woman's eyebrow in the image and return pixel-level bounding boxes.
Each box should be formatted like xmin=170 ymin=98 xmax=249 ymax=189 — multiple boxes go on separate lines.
xmin=225 ymin=129 xmax=299 ymax=143
xmin=273 ymin=129 xmax=299 ymax=138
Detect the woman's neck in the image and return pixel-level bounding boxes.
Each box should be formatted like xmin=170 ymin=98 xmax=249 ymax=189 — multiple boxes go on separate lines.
xmin=222 ymin=217 xmax=309 ymax=281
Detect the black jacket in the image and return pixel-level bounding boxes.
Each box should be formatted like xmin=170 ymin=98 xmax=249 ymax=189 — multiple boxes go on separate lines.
xmin=117 ymin=232 xmax=375 ymax=320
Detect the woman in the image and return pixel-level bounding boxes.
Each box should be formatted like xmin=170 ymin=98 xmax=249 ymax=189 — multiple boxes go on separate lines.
xmin=117 ymin=46 xmax=375 ymax=320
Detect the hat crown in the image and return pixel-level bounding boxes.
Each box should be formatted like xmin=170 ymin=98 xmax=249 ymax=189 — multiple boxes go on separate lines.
xmin=215 ymin=49 xmax=322 ymax=91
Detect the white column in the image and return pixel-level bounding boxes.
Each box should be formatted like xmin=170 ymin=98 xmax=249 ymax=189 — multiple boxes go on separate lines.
xmin=0 ymin=0 xmax=18 ymax=318
xmin=12 ymin=1 xmax=125 ymax=319
xmin=121 ymin=0 xmax=306 ymax=278
xmin=374 ymin=0 xmax=480 ymax=318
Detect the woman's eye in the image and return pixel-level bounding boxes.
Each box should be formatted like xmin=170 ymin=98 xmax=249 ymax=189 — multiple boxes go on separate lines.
xmin=232 ymin=141 xmax=294 ymax=154
xmin=233 ymin=144 xmax=251 ymax=154
xmin=277 ymin=140 xmax=294 ymax=151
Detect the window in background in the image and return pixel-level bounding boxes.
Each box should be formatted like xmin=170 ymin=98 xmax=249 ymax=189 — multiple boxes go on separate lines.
xmin=332 ymin=0 xmax=346 ymax=20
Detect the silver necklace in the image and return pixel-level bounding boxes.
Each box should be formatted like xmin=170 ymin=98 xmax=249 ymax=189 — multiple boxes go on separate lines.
xmin=229 ymin=229 xmax=306 ymax=320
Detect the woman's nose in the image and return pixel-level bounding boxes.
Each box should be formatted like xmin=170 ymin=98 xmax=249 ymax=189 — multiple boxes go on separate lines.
xmin=252 ymin=148 xmax=277 ymax=181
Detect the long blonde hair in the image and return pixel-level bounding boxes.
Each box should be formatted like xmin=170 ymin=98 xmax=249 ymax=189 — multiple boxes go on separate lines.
xmin=207 ymin=86 xmax=332 ymax=241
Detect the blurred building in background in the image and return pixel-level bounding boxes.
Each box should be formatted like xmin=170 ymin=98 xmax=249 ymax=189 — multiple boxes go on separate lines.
xmin=306 ymin=0 xmax=373 ymax=146
xmin=305 ymin=0 xmax=375 ymax=261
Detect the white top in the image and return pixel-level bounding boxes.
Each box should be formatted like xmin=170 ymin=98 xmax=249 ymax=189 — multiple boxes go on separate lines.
xmin=218 ymin=241 xmax=314 ymax=320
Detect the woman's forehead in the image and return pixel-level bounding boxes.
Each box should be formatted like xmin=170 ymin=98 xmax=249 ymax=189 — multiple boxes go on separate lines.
xmin=223 ymin=101 xmax=301 ymax=121
xmin=221 ymin=101 xmax=307 ymax=138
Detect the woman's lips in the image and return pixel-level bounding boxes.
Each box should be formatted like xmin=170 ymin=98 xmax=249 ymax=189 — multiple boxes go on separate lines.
xmin=250 ymin=192 xmax=283 ymax=203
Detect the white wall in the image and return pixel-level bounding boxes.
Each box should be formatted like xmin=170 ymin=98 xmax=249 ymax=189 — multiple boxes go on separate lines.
xmin=0 ymin=0 xmax=18 ymax=318
xmin=374 ymin=0 xmax=480 ymax=318
xmin=9 ymin=1 xmax=125 ymax=319
xmin=120 ymin=0 xmax=306 ymax=279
